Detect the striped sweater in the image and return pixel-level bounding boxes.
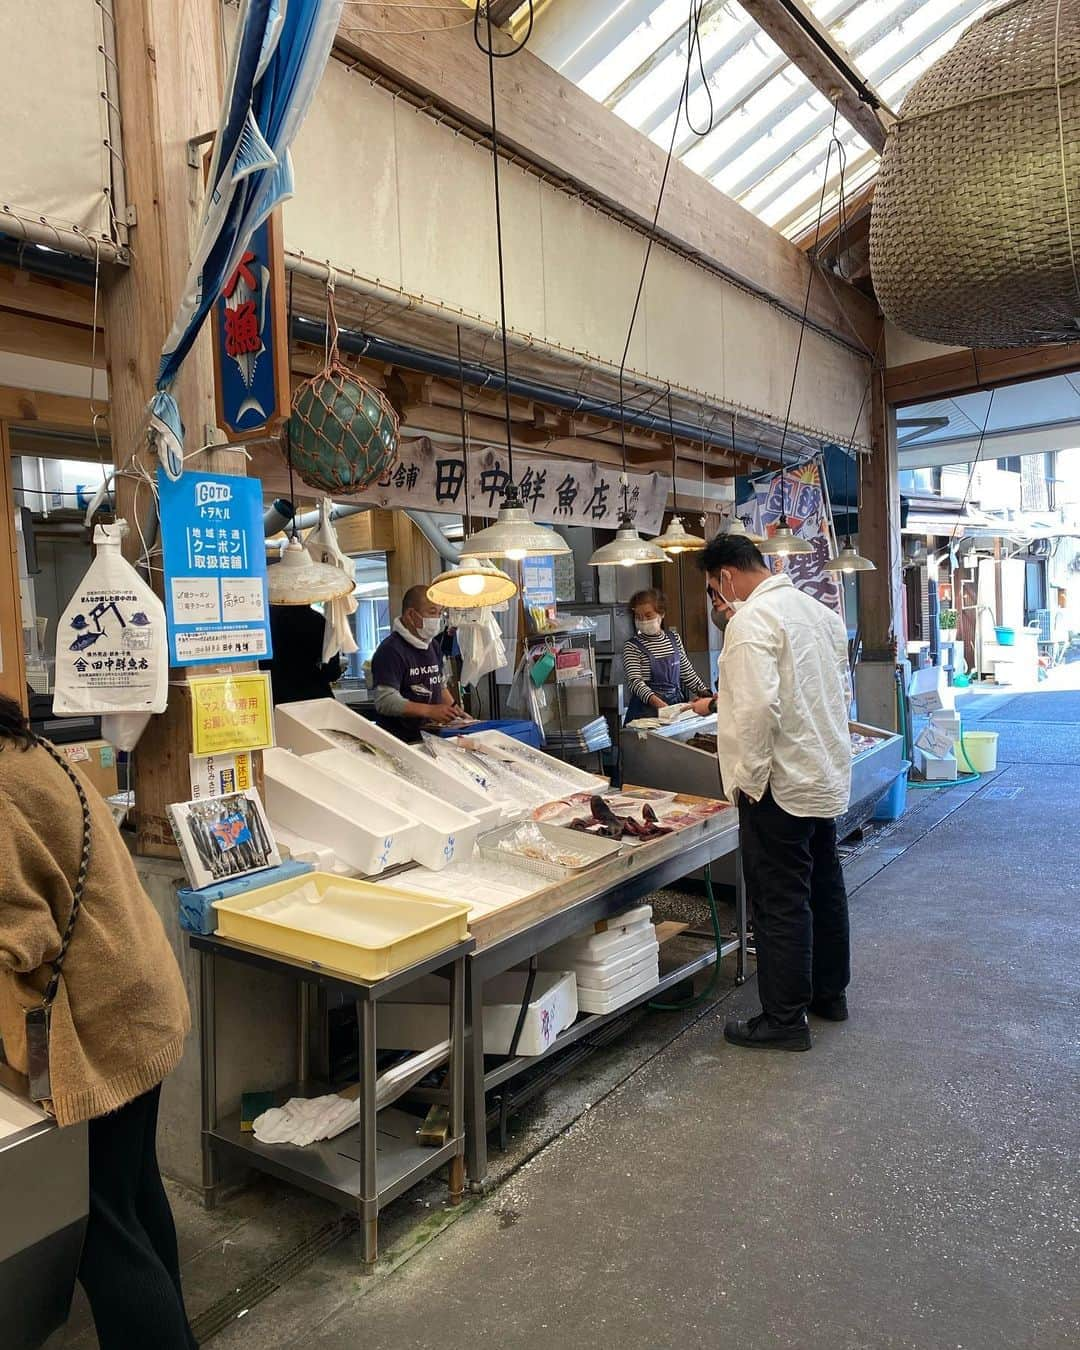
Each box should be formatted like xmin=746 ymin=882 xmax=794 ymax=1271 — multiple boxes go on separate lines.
xmin=621 ymin=627 xmax=709 ymax=704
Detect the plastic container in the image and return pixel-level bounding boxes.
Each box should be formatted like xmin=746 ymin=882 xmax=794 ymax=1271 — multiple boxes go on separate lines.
xmin=262 ymin=747 xmax=416 ymax=876
xmin=478 ymin=821 xmax=622 ymax=880
xmin=994 ymin=626 xmax=1016 ymax=646
xmin=872 ymin=765 xmax=910 ymax=821
xmin=212 ymin=872 xmax=470 ymax=980
xmin=439 ymin=718 xmax=543 ymax=749
xmin=572 ymin=942 xmax=660 ymax=992
xmin=377 ymin=968 xmax=578 ymax=1056
xmin=306 ymin=747 xmax=480 ymax=871
xmin=955 ymin=731 xmax=999 ymax=773
xmin=274 ymin=698 xmax=503 ymax=827
xmin=177 ymin=859 xmax=315 ymax=936
xmin=576 ymin=966 xmax=659 ymax=1015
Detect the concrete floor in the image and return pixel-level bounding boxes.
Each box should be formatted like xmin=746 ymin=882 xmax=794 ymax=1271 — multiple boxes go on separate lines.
xmin=195 ymin=684 xmax=1079 ymax=1350
xmin=68 ymin=683 xmax=1080 ymax=1348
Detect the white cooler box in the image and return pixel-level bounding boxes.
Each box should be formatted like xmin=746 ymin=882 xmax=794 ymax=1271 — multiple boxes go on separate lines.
xmin=378 ymin=968 xmax=578 ymax=1057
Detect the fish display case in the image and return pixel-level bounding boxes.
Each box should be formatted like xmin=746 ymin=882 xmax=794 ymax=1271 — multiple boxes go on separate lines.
xmin=621 ymin=714 xmax=904 ymax=840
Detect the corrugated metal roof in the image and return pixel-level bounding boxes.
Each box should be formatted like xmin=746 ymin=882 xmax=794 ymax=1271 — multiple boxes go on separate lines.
xmin=520 ymin=0 xmax=993 ymax=238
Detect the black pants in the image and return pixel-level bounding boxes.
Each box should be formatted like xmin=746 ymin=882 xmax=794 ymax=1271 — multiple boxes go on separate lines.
xmin=79 ymin=1085 xmax=198 ymax=1350
xmin=738 ymin=787 xmax=850 ymax=1025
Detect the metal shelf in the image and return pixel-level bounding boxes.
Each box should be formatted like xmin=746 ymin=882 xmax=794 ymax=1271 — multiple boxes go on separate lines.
xmin=208 ymin=1104 xmax=458 ymax=1215
xmin=483 ymin=936 xmax=739 ymax=1093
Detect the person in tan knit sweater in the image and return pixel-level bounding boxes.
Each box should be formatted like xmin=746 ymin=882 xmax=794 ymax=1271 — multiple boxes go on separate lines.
xmin=0 ymin=694 xmax=196 ymax=1349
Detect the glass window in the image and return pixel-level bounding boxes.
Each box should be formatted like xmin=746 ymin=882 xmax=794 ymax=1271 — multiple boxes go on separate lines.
xmin=344 ymin=552 xmax=391 ymax=679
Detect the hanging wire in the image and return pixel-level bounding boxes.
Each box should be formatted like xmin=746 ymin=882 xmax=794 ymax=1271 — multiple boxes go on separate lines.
xmin=285 ymin=270 xmax=300 ymax=539
xmin=471 ymin=1 xmax=537 ymax=494
xmin=613 ymin=0 xmax=716 ymax=518
xmin=948 ymin=387 xmax=998 ymax=550
xmin=456 ymin=324 xmax=473 ymax=535
xmin=775 ymin=100 xmax=845 ymax=525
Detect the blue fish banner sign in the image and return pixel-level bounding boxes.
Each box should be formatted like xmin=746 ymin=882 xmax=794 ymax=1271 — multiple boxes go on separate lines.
xmin=211 ymin=210 xmax=290 ymax=440
xmin=158 ymin=469 xmax=273 ymax=665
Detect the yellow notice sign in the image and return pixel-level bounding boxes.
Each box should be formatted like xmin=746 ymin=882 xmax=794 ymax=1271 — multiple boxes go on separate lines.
xmin=190 ymin=672 xmax=274 ymax=756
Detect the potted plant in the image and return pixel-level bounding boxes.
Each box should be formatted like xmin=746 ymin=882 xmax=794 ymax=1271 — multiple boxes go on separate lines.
xmin=939 ymin=608 xmax=958 ymax=645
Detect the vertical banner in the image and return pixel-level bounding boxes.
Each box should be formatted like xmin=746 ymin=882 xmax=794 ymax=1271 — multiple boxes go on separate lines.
xmin=158 ymin=470 xmax=273 ymax=664
xmin=210 ymin=210 xmax=290 ymax=441
xmin=746 ymin=461 xmax=843 ymax=616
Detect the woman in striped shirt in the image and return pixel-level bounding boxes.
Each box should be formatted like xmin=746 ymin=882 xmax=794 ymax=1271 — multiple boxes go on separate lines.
xmin=622 ymin=588 xmax=710 ymax=723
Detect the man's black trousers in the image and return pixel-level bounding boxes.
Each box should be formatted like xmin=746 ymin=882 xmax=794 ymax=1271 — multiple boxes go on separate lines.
xmin=738 ymin=786 xmax=850 ymax=1024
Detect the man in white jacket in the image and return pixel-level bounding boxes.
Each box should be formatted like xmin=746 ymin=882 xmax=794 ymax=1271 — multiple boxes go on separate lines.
xmin=699 ymin=533 xmax=853 ymax=1051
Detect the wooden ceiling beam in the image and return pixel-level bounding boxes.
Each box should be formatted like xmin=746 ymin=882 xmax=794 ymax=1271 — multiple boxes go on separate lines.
xmin=737 ymin=0 xmax=893 ymax=153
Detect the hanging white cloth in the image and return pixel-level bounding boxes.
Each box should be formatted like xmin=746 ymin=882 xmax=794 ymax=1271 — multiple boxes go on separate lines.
xmin=304 ymin=499 xmax=358 ymax=665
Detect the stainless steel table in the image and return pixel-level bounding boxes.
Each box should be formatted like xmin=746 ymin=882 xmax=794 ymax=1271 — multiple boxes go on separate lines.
xmin=0 ymin=1074 xmax=87 ymax=1349
xmin=462 ymin=815 xmax=744 ymax=1188
xmin=190 ymin=933 xmax=473 ymax=1265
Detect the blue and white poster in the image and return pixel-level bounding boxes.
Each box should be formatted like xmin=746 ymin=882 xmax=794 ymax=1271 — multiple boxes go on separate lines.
xmin=158 ymin=469 xmax=273 ymax=665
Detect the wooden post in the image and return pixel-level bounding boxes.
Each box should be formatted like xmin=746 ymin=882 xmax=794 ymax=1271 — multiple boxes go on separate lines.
xmin=0 ymin=423 xmax=28 ymax=707
xmin=853 ymin=365 xmax=904 ymax=729
xmin=102 ymin=0 xmax=241 ymax=856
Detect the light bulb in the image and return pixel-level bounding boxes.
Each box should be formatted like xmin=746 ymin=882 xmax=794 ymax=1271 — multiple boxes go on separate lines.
xmin=505 ymin=547 xmax=527 ymax=561
xmin=456 ymin=573 xmax=486 ymax=595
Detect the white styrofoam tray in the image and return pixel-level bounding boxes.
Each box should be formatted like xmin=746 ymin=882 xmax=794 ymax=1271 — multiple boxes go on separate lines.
xmin=274 ymin=699 xmax=503 ymax=827
xmin=377 ymin=968 xmax=578 ymax=1057
xmin=565 ymin=941 xmax=661 ymax=992
xmin=306 ymin=747 xmax=480 ymax=871
xmin=263 ymin=747 xmax=415 ymax=877
xmin=542 ymin=907 xmax=655 ymax=967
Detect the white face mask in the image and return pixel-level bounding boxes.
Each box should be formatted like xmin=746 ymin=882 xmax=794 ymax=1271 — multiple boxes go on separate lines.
xmin=419 ymin=615 xmax=443 ymax=640
xmin=717 ymin=573 xmax=745 ymax=614
xmin=636 ymin=616 xmax=663 ymax=636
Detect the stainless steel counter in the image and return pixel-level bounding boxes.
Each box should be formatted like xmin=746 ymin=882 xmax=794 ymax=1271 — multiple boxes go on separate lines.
xmin=621 ymin=715 xmax=905 ymax=839
xmin=0 ymin=1073 xmax=88 ymax=1349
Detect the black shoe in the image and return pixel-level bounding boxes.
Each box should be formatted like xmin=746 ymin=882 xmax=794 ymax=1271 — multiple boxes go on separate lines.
xmin=723 ymin=1012 xmax=811 ymax=1052
xmin=809 ymin=995 xmax=848 ymax=1022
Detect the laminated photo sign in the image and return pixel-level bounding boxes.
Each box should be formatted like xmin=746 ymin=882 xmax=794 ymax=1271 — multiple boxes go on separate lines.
xmin=53 ymin=523 xmax=168 ymax=727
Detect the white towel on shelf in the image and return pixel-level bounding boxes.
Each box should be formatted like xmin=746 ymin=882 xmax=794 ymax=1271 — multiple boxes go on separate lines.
xmin=252 ymin=1094 xmax=361 ymax=1147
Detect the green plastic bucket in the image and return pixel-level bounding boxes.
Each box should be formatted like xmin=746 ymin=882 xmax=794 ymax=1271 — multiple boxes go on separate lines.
xmin=955 ymin=731 xmax=999 ymax=773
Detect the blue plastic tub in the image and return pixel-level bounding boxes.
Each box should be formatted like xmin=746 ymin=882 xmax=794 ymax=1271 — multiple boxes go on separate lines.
xmin=873 ymin=763 xmax=911 ymax=821
xmin=439 ymin=718 xmax=543 ymax=749
xmin=994 ymin=626 xmax=1016 ymax=646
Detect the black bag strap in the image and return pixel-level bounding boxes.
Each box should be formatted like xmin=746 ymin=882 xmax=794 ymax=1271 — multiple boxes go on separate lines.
xmin=35 ymin=739 xmax=93 ymax=1008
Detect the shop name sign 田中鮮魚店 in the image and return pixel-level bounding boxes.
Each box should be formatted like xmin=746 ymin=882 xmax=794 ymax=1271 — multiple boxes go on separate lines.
xmin=355 ymin=439 xmax=668 ymax=534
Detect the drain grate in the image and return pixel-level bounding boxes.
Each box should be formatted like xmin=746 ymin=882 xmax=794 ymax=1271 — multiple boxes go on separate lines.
xmin=189 ymin=1214 xmax=360 ymax=1344
xmin=981 ymin=785 xmax=1023 ymax=801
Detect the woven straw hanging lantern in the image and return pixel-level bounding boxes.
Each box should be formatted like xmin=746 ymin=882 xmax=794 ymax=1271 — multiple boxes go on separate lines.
xmin=287 ymin=287 xmax=400 ymax=493
xmin=870 ymin=0 xmax=1080 ymax=348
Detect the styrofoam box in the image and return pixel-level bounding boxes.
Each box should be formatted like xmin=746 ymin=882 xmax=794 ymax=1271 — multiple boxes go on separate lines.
xmin=542 ymin=906 xmax=654 ymax=968
xmin=378 ymin=969 xmax=578 ymax=1057
xmin=576 ymin=965 xmax=659 ymax=1015
xmin=466 ymin=729 xmax=608 ymax=794
xmin=263 ymin=747 xmax=416 ymax=876
xmin=913 ymin=746 xmax=957 ymax=781
xmin=306 ymin=747 xmax=480 ymax=871
xmin=573 ymin=943 xmax=660 ymax=992
xmin=274 ymin=699 xmax=503 ymax=828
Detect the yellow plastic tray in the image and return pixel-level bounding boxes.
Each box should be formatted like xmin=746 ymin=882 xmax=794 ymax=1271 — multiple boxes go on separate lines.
xmin=212 ymin=872 xmax=470 ymax=981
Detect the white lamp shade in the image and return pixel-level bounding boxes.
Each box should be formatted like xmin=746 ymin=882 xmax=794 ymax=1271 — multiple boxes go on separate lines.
xmin=268 ymin=538 xmax=356 ymax=605
xmin=759 ymin=523 xmax=814 ymax=557
xmin=654 ymin=515 xmax=706 ymax=554
xmin=723 ymin=514 xmax=764 ymax=544
xmin=588 ymin=522 xmax=672 ymax=567
xmin=427 ymin=561 xmax=518 ymax=608
xmin=459 ymin=506 xmax=571 ymax=561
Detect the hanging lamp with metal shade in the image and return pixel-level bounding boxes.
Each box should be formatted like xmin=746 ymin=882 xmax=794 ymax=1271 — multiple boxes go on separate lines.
xmin=721 ymin=511 xmax=763 ymax=544
xmin=268 ymin=538 xmax=356 ymax=606
xmin=588 ymin=511 xmax=672 ymax=568
xmin=654 ymin=514 xmax=706 ymax=554
xmin=655 ymin=389 xmax=705 ymax=555
xmin=427 ymin=559 xmax=517 ymax=607
xmin=824 ymin=544 xmax=876 ymax=573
